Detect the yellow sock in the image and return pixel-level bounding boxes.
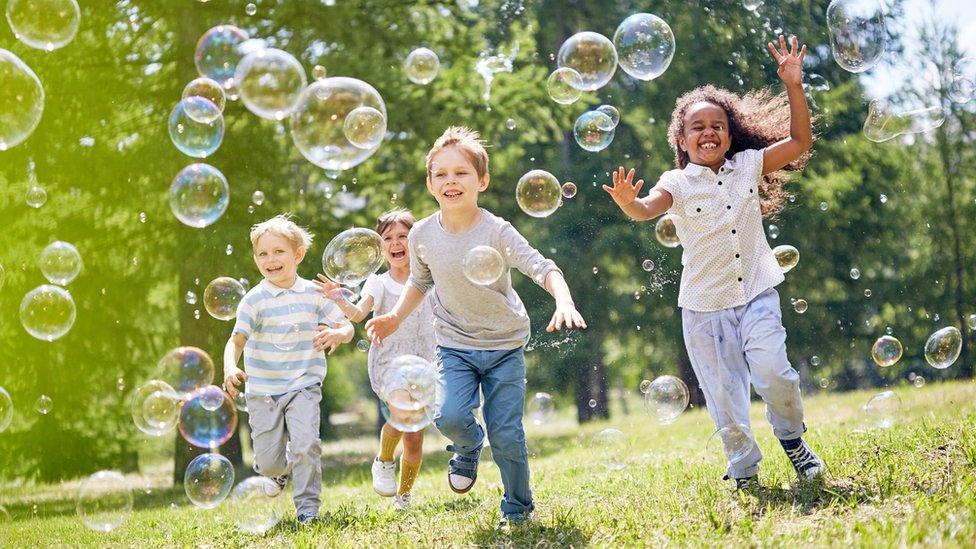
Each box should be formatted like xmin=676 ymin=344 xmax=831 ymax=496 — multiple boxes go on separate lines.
xmin=378 ymin=424 xmax=402 ymax=462
xmin=398 ymin=458 xmax=422 ymax=495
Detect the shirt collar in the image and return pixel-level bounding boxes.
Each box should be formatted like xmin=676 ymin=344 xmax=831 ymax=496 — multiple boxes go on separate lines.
xmin=260 ymin=276 xmax=307 ymax=296
xmin=682 ymin=155 xmax=740 ymax=177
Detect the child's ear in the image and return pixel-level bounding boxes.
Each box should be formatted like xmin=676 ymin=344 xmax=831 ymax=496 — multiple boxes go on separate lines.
xmin=677 ymin=134 xmax=687 ymax=152
xmin=478 ymin=173 xmax=490 ymax=191
xmin=426 ymin=176 xmax=433 ymax=193
xmin=295 ymin=246 xmax=307 ymax=263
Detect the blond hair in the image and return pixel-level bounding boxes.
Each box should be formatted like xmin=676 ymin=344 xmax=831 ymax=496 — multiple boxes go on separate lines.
xmin=425 ymin=126 xmax=489 ymax=179
xmin=249 ymin=214 xmax=314 ymax=251
xmin=376 ymin=208 xmax=416 ymax=236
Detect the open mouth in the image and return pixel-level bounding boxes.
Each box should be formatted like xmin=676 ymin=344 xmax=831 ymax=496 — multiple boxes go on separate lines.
xmin=266 ymin=266 xmax=284 ymax=274
xmin=699 ymin=142 xmax=719 ymax=151
xmin=443 ymin=189 xmax=462 ymax=199
xmin=390 ymin=250 xmax=406 ymax=259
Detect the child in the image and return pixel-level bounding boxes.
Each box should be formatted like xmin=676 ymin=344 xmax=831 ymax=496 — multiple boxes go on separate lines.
xmin=312 ymin=208 xmax=436 ymax=511
xmin=603 ymin=35 xmax=823 ymax=488
xmin=223 ymin=214 xmax=354 ymax=524
xmin=366 ymin=126 xmax=586 ymax=527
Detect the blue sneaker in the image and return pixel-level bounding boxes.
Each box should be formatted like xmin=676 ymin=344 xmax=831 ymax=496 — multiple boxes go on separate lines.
xmin=780 ymin=437 xmax=825 ymax=479
xmin=446 ymin=444 xmax=479 ymax=494
xmin=296 ymin=513 xmax=317 ymax=526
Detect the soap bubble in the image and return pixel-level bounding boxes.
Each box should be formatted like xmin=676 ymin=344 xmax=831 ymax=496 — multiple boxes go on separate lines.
xmin=641 ymin=259 xmax=654 ymax=271
xmin=233 ymin=392 xmax=248 ymax=413
xmin=312 ymin=64 xmax=327 ymax=80
xmin=592 ymin=428 xmax=628 ymax=470
xmin=654 ymin=215 xmax=680 ymax=248
xmin=168 ymin=98 xmax=224 ymax=158
xmin=595 ymin=105 xmax=620 ymax=129
xmin=864 ymin=288 xmax=873 ymax=298
xmin=156 ymin=346 xmax=215 ymax=398
xmin=34 ymin=394 xmax=52 ymax=414
xmin=545 ymin=67 xmax=583 ymax=105
xmin=25 ymin=185 xmax=47 ymax=208
xmin=743 ymin=0 xmax=764 ymax=11
xmin=913 ymin=376 xmax=925 ymax=388
xmin=863 ymin=99 xmax=945 ymax=143
xmin=228 ymin=477 xmax=281 ymax=534
xmin=613 ymin=13 xmax=675 ymax=81
xmin=356 ymin=339 xmax=369 ymax=352
xmin=862 ymin=390 xmax=899 ymax=428
xmin=203 ymin=277 xmax=245 ymax=321
xmin=871 ymin=335 xmax=903 ymax=367
xmin=506 ymin=118 xmax=517 ymax=130
xmin=475 ymin=50 xmax=514 ymax=109
xmin=382 ymin=404 xmax=433 ymax=433
xmin=342 ymin=106 xmax=386 ymax=149
xmin=0 ymin=387 xmax=11 ymax=432
xmin=573 ymin=110 xmax=615 ymax=152
xmin=131 ymin=380 xmax=180 ymax=436
xmin=245 ymin=2 xmax=257 ymax=16
xmin=825 ymin=0 xmax=887 ymax=73
xmin=463 ymin=245 xmax=506 ymax=286
xmin=169 ymin=163 xmax=230 ymax=228
xmin=638 ymin=379 xmax=652 ymax=394
xmin=810 ymin=355 xmax=821 ymax=367
xmin=290 ymin=77 xmax=387 ymax=171
xmin=39 ymin=241 xmax=83 ymax=285
xmin=179 ymin=385 xmax=238 ymax=449
xmin=924 ymin=326 xmax=962 ymax=369
xmin=643 ymin=375 xmax=689 ymax=424
xmin=850 ymin=267 xmax=860 ymax=279
xmin=194 ymin=25 xmax=250 ymax=90
xmin=184 ymin=453 xmax=235 ymax=509
xmin=381 ymin=356 xmax=438 ymax=411
xmin=5 ymin=0 xmax=80 ymax=51
xmin=948 ymin=57 xmax=975 ymax=103
xmin=793 ymin=298 xmax=808 ymax=313
xmin=0 ymin=49 xmax=44 ymax=150
xmin=236 ymin=48 xmax=307 ymax=120
xmin=20 ymin=284 xmax=76 ymax=341
xmin=181 ymin=77 xmax=226 ymax=123
xmin=404 ymin=47 xmax=440 ymax=85
xmin=251 ymin=190 xmax=265 ymax=205
xmin=706 ymin=424 xmax=754 ymax=463
xmin=527 ymin=392 xmax=555 ymax=425
xmin=767 ymin=224 xmax=780 ymax=239
xmin=322 ymin=227 xmax=383 ymax=286
xmin=557 ymin=31 xmax=617 ymax=91
xmin=561 ymin=182 xmax=577 ymax=198
xmin=76 ymin=471 xmax=133 ymax=532
xmin=772 ymin=244 xmax=799 ymax=273
xmin=516 ymin=170 xmax=562 ymax=218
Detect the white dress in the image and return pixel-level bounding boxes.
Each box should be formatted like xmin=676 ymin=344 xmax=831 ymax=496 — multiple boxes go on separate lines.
xmin=360 ymin=272 xmax=437 ymax=396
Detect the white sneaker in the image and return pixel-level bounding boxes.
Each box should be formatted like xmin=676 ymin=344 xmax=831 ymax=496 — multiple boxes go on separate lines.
xmin=372 ymin=458 xmax=397 ymax=497
xmin=263 ymin=475 xmax=288 ymax=497
xmin=392 ymin=492 xmax=411 ymax=511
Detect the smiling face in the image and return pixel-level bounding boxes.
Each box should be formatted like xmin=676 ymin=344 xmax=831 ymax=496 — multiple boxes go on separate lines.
xmin=426 ymin=146 xmax=490 ymax=212
xmin=678 ymin=101 xmax=732 ymax=170
xmin=253 ymin=232 xmax=305 ymax=288
xmin=380 ymin=221 xmax=410 ymax=269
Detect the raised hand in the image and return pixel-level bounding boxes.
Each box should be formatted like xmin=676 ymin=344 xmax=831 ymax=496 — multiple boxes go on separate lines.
xmin=601 ymin=167 xmax=644 ymax=208
xmin=767 ymin=34 xmax=806 ymax=87
xmin=365 ymin=313 xmax=400 ymax=346
xmin=313 ymin=274 xmax=345 ymax=302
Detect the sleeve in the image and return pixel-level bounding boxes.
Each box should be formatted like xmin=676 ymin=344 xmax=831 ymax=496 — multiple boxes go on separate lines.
xmin=232 ymin=293 xmax=256 ymax=338
xmin=359 ymin=273 xmax=383 ymax=312
xmin=406 ymin=228 xmax=433 ymax=295
xmin=652 ymin=171 xmax=680 ymax=214
xmin=496 ymin=220 xmax=562 ymax=288
xmin=318 ymin=296 xmax=345 ymax=327
xmin=736 ymin=148 xmax=765 ymax=184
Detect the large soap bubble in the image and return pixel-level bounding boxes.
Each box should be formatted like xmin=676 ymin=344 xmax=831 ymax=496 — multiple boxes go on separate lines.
xmin=871 ymin=335 xmax=903 ymax=368
xmin=948 ymin=57 xmax=975 ymax=103
xmin=39 ymin=241 xmax=83 ymax=285
xmin=20 ymin=284 xmax=76 ymax=341
xmin=924 ymin=326 xmax=961 ymax=369
xmin=322 ymin=227 xmax=383 ymax=286
xmin=168 ymin=98 xmax=224 ymax=158
xmin=463 ymin=246 xmax=506 ymax=286
xmin=592 ymin=428 xmax=628 ymax=470
xmin=76 ymin=471 xmax=133 ymax=532
xmin=862 ymin=390 xmax=899 ymax=428
xmin=654 ymin=215 xmax=680 ymax=248
xmin=404 ymin=47 xmax=440 ymax=85
xmin=546 ymin=67 xmax=583 ymax=105
xmin=475 ymin=50 xmax=514 ymax=109
xmin=527 ymin=392 xmax=555 ymax=425
xmin=772 ymin=244 xmax=800 ymax=273
xmin=6 ymin=0 xmax=80 ymax=51
xmin=382 ymin=404 xmax=434 ymax=433
xmin=194 ymin=25 xmax=250 ymax=91
xmin=156 ymin=346 xmax=215 ymax=398
xmin=131 ymin=380 xmax=181 ymax=436
xmin=643 ymin=375 xmax=689 ymax=424
xmin=204 ymin=277 xmax=246 ymax=321
xmin=182 ymin=77 xmax=226 ymax=123
xmin=236 ymin=48 xmax=307 ymax=120
xmin=0 ymin=49 xmax=44 ymax=151
xmin=169 ymin=163 xmax=229 ymax=228
xmin=184 ymin=453 xmax=235 ymax=509
xmin=179 ymin=385 xmax=238 ymax=449
xmin=343 ymin=106 xmax=386 ymax=149
xmin=706 ymin=423 xmax=754 ymax=463
xmin=863 ymin=99 xmax=946 ymax=143
xmin=381 ymin=356 xmax=438 ymax=411
xmin=825 ymin=0 xmax=887 ymax=73
xmin=290 ymin=77 xmax=387 ymax=171
xmin=557 ymin=31 xmax=617 ymax=91
xmin=0 ymin=387 xmax=12 ymax=432
xmin=574 ymin=110 xmax=615 ymax=152
xmin=516 ymin=169 xmax=562 ymax=218
xmin=228 ymin=477 xmax=282 ymax=534
xmin=613 ymin=13 xmax=675 ymax=81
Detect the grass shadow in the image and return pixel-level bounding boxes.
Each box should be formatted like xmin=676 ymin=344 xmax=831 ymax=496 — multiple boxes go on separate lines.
xmin=469 ymin=509 xmax=591 ymax=547
xmin=743 ymin=476 xmax=876 ymax=513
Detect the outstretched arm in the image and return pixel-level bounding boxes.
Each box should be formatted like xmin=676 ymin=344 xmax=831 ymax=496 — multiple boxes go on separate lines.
xmin=365 ymin=284 xmax=426 ymax=345
xmin=762 ymin=34 xmax=813 ymax=174
xmin=602 ymin=167 xmax=673 ymax=221
xmin=313 ymin=274 xmax=374 ymax=323
xmin=543 ymin=271 xmax=587 ymax=332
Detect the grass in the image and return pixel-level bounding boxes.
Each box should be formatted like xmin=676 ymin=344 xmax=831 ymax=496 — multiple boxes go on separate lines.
xmin=2 ymin=380 xmax=976 ymax=547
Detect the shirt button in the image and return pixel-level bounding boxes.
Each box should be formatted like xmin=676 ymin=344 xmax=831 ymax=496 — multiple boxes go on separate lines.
xmin=726 ymin=205 xmax=731 ymax=210
xmin=749 ymin=188 xmax=754 ymax=193
xmin=731 ymin=229 xmax=736 ymax=234
xmin=735 ymin=253 xmax=740 ymax=258
xmin=718 ymin=181 xmax=723 ymax=185
xmin=696 ymin=207 xmax=701 ymax=212
xmin=738 ymin=277 xmax=743 ymax=282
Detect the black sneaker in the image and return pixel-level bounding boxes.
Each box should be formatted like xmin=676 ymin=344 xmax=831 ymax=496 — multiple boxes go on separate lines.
xmin=723 ymin=474 xmax=759 ymax=490
xmin=297 ymin=513 xmax=318 ymax=526
xmin=780 ymin=437 xmax=825 ymax=479
xmin=263 ymin=475 xmax=289 ymax=497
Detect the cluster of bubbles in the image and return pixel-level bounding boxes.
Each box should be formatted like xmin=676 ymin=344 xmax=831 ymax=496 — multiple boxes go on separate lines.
xmin=706 ymin=423 xmax=754 ymax=463
xmin=184 ymin=453 xmax=235 ymax=508
xmin=462 ymin=245 xmax=506 ymax=286
xmin=825 ymin=0 xmax=886 ymax=73
xmin=76 ymin=471 xmax=133 ymax=532
xmin=404 ymin=47 xmax=440 ymax=85
xmin=573 ymin=106 xmax=618 ymax=152
xmin=863 ymin=99 xmax=946 ymax=143
xmin=179 ymin=385 xmax=238 ymax=449
xmin=654 ymin=215 xmax=680 ymax=248
xmin=203 ymin=277 xmax=246 ymax=321
xmin=169 ymin=163 xmax=230 ymax=228
xmin=322 ymin=228 xmax=384 ymax=286
xmin=871 ymin=335 xmax=903 ymax=367
xmin=379 ymin=355 xmax=440 ymax=432
xmin=516 ymin=169 xmax=564 ymax=218
xmin=640 ymin=375 xmax=689 ymax=424
xmin=862 ymin=390 xmax=900 ymax=428
xmin=527 ymin=392 xmax=555 ymax=425
xmin=924 ymin=326 xmax=962 ymax=369
xmin=773 ymin=244 xmax=800 ymax=273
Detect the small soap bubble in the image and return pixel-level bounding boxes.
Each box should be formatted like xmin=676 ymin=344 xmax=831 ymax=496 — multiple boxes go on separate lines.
xmin=322 ymin=228 xmax=384 ymax=286
xmin=654 ymin=215 xmax=680 ymax=248
xmin=404 ymin=47 xmax=440 ymax=85
xmin=613 ymin=13 xmax=675 ymax=81
xmin=561 ymin=182 xmax=577 ymax=198
xmin=862 ymin=390 xmax=900 ymax=428
xmin=574 ymin=110 xmax=615 ymax=152
xmin=181 ymin=78 xmax=226 ymax=123
xmin=641 ymin=259 xmax=654 ymax=271
xmin=251 ymin=190 xmax=265 ymax=205
xmin=546 ymin=67 xmax=583 ymax=105
xmin=168 ymin=98 xmax=224 ymax=158
xmin=155 ymin=346 xmax=215 ymax=398
xmin=793 ymin=298 xmax=808 ymax=313
xmin=203 ymin=277 xmax=246 ymax=321
xmin=643 ymin=375 xmax=689 ymax=424
xmin=116 ymin=378 xmax=126 ymax=391
xmin=20 ymin=284 xmax=76 ymax=341
xmin=595 ymin=105 xmax=620 ymax=129
xmin=850 ymin=267 xmax=860 ymax=280
xmin=39 ymin=241 xmax=83 ymax=285
xmin=588 ymin=398 xmax=597 ymax=408
xmin=913 ymin=376 xmax=925 ymax=388
xmin=228 ymin=477 xmax=281 ymax=534
xmin=516 ymin=170 xmax=562 ymax=218
xmin=924 ymin=326 xmax=962 ymax=369
xmin=193 ymin=309 xmax=201 ymax=320
xmin=810 ymin=356 xmax=821 ymax=367
xmin=819 ymin=378 xmax=830 ymax=388
xmin=357 ymin=339 xmax=369 ymax=352
xmin=179 ymin=386 xmax=238 ymax=449
xmin=26 ymin=185 xmax=47 ymax=208
xmin=185 ymin=290 xmax=198 ymax=305
xmin=527 ymin=392 xmax=555 ymax=425
xmin=773 ymin=245 xmax=799 ymax=273
xmin=592 ymin=428 xmax=628 ymax=470
xmin=592 ymin=266 xmax=599 ymax=275
xmin=819 ymin=201 xmax=828 ymax=211
xmin=139 ymin=212 xmax=147 ymax=223
xmin=638 ymin=379 xmax=652 ymax=394
xmin=767 ymin=224 xmax=779 ymax=239
xmin=871 ymin=335 xmax=903 ymax=367
xmin=6 ymin=0 xmax=80 ymax=51
xmin=880 ymin=193 xmax=888 ymax=204
xmin=169 ymin=163 xmax=229 ymax=228
xmin=131 ymin=380 xmax=180 ymax=436
xmin=864 ymin=289 xmax=872 ymax=298
xmin=462 ymin=246 xmax=505 ymax=286
xmin=225 ymin=244 xmax=233 ymax=255
xmin=557 ymin=31 xmax=617 ymax=91
xmin=343 ymin=106 xmax=387 ymax=149
xmin=184 ymin=453 xmax=235 ymax=508
xmin=506 ymin=118 xmax=517 ymax=130
xmin=312 ymin=64 xmax=327 ymax=80
xmin=76 ymin=471 xmax=133 ymax=532
xmin=34 ymin=394 xmax=52 ymax=415
xmin=245 ymin=2 xmax=257 ymax=16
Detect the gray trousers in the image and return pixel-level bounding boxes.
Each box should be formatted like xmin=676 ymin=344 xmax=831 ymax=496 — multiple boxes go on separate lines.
xmin=682 ymin=288 xmax=805 ymax=479
xmin=246 ymin=383 xmax=322 ymax=516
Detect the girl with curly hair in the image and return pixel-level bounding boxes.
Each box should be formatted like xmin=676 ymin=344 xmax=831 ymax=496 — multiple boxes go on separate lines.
xmin=604 ymin=35 xmax=823 ymax=489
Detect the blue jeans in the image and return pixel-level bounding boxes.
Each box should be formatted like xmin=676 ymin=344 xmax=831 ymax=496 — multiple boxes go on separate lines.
xmin=434 ymin=346 xmax=533 ymax=518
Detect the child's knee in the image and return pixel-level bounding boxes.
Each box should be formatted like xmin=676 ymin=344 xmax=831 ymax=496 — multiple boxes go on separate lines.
xmin=254 ymin=454 xmax=288 ymax=477
xmin=434 ymin=410 xmax=468 ymax=435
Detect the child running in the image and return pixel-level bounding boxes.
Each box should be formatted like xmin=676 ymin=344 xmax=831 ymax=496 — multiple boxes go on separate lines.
xmin=366 ymin=126 xmax=586 ymax=527
xmin=313 ymin=208 xmax=436 ymax=511
xmin=603 ymin=35 xmax=824 ymax=488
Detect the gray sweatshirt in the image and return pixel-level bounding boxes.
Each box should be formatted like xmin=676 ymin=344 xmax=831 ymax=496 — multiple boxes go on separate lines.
xmin=407 ymin=208 xmax=562 ymax=350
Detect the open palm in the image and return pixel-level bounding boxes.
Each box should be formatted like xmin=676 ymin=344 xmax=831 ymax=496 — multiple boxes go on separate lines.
xmin=767 ymin=34 xmax=806 ymax=86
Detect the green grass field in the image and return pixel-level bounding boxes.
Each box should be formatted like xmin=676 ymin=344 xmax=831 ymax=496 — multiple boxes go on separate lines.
xmin=2 ymin=381 xmax=975 ymax=547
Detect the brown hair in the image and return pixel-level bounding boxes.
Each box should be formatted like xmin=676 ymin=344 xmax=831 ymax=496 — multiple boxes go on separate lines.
xmin=667 ymin=85 xmax=814 ymax=218
xmin=376 ymin=208 xmax=416 ymax=236
xmin=425 ymin=126 xmax=489 ymax=179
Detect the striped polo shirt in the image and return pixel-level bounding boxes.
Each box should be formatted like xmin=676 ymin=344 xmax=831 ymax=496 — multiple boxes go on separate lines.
xmin=232 ymin=277 xmax=340 ymax=396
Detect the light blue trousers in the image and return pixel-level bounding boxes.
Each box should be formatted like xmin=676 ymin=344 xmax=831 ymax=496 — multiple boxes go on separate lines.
xmin=682 ymin=288 xmax=805 ymax=479
xmin=434 ymin=346 xmax=533 ymax=518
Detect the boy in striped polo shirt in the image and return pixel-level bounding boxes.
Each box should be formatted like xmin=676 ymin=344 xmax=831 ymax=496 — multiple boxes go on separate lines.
xmin=223 ymin=215 xmax=353 ymax=525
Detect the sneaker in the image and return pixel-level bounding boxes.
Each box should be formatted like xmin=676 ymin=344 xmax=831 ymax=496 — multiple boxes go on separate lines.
xmin=446 ymin=444 xmax=479 ymax=494
xmin=263 ymin=475 xmax=288 ymax=497
xmin=780 ymin=437 xmax=825 ymax=479
xmin=371 ymin=458 xmax=397 ymax=497
xmin=497 ymin=513 xmax=531 ymax=531
xmin=723 ymin=474 xmax=759 ymax=490
xmin=392 ymin=492 xmax=411 ymax=511
xmin=296 ymin=513 xmax=318 ymax=526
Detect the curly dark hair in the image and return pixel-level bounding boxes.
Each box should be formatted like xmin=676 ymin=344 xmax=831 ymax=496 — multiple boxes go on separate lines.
xmin=666 ymin=85 xmax=814 ymax=218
